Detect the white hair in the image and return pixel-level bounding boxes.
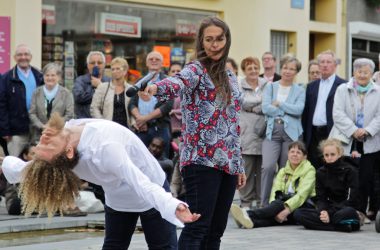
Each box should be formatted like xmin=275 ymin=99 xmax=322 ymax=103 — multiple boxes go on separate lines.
xmin=42 ymin=62 xmax=62 ymax=76
xmin=14 ymin=44 xmax=32 ymax=55
xmin=353 ymin=58 xmax=375 ymax=73
xmin=146 ymin=51 xmax=163 ymax=62
xmin=317 ymin=50 xmax=337 ymax=64
xmin=86 ymin=51 xmax=106 ymax=64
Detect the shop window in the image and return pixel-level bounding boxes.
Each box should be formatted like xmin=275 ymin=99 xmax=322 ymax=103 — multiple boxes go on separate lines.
xmin=42 ymin=0 xmax=216 ymax=88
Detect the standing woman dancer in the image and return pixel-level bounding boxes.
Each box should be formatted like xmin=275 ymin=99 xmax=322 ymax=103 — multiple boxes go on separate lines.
xmin=145 ymin=16 xmax=246 ymax=249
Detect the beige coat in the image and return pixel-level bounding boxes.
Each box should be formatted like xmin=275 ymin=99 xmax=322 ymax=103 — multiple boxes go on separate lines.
xmin=239 ymin=77 xmax=267 ymax=155
xmin=29 ymin=85 xmax=74 ymax=141
xmin=90 ymin=81 xmax=133 ymax=126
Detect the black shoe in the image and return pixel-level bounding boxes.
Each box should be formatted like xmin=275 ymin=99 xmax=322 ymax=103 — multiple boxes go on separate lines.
xmin=335 ymin=224 xmax=352 ymax=233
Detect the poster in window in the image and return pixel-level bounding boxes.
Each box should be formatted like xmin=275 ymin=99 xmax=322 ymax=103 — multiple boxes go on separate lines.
xmin=153 ymin=46 xmax=171 ymax=68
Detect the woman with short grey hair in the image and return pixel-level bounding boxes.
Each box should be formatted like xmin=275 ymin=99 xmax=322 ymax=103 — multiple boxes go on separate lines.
xmin=330 ymin=57 xmax=380 ymax=219
xmin=260 ymin=55 xmax=305 ymax=207
xmin=29 ymin=62 xmax=74 ymax=143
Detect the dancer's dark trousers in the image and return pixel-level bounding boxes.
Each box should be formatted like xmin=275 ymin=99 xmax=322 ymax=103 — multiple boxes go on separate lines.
xmin=178 ymin=164 xmax=237 ymax=250
xmin=102 ymin=181 xmax=177 ymax=250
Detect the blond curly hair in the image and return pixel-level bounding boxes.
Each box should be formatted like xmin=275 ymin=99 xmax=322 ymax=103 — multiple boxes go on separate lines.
xmin=18 ymin=112 xmax=81 ymax=217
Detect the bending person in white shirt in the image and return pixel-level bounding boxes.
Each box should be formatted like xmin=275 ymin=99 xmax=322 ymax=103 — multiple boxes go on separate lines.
xmin=0 ymin=113 xmax=200 ymax=250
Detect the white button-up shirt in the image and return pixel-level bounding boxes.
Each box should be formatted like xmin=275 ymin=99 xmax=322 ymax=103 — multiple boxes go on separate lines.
xmin=2 ymin=119 xmax=184 ymax=227
xmin=312 ymin=74 xmax=336 ymax=126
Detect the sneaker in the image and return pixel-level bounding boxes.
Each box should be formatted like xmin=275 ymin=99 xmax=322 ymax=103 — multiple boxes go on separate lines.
xmin=364 ymin=216 xmax=371 ymax=224
xmin=357 ymin=211 xmax=365 ymax=226
xmin=335 ymin=224 xmax=352 ymax=233
xmin=62 ymin=206 xmax=88 ymax=217
xmin=230 ymin=204 xmax=253 ymax=229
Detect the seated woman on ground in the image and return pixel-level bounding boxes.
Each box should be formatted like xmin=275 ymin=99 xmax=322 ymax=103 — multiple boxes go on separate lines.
xmin=230 ymin=141 xmax=316 ymax=229
xmin=294 ymin=139 xmax=361 ymax=232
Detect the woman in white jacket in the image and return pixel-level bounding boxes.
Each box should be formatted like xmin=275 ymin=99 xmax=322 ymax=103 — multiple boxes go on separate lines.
xmin=330 ymin=58 xmax=380 ymax=218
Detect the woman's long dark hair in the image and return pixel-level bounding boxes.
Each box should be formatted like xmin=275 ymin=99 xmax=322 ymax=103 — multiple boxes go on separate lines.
xmin=196 ymin=17 xmax=232 ymax=103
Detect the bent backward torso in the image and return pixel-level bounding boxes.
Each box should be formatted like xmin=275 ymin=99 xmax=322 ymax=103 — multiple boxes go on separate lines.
xmin=69 ymin=119 xmax=167 ymax=212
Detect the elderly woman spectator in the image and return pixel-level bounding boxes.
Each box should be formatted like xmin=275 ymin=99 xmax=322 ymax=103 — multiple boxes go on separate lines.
xmin=231 ymin=141 xmax=315 ymax=229
xmin=29 ymin=62 xmax=74 ymax=143
xmin=329 ymin=57 xmax=380 ymax=221
xmin=308 ymin=59 xmax=321 ymax=82
xmin=91 ymin=57 xmax=133 ymax=128
xmin=260 ymin=55 xmax=305 ymax=207
xmin=237 ymin=56 xmax=267 ymax=209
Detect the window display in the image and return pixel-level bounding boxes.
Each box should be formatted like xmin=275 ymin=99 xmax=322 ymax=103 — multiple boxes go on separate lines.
xmin=42 ymin=0 xmax=216 ymax=85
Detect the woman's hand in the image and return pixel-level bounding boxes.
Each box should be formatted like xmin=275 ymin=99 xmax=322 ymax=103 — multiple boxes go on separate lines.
xmin=272 ymin=100 xmax=280 ymax=107
xmin=175 ymin=203 xmax=201 ymax=223
xmin=275 ymin=207 xmax=291 ymax=223
xmin=319 ymin=210 xmax=330 ymax=223
xmin=144 ymin=84 xmax=158 ymax=96
xmin=236 ymin=173 xmax=246 ymax=189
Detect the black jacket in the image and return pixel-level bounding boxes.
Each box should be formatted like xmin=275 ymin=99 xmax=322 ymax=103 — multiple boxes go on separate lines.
xmin=0 ymin=66 xmax=43 ymax=136
xmin=316 ymin=157 xmax=360 ymax=215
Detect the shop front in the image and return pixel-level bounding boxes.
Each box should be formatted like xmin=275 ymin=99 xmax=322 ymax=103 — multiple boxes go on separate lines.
xmin=42 ymin=0 xmax=217 ymax=88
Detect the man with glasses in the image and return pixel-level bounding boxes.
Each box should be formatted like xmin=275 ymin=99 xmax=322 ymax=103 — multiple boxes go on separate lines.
xmin=0 ymin=44 xmax=43 ymax=156
xmin=73 ymin=51 xmax=110 ymax=119
xmin=259 ymin=51 xmax=281 ymax=83
xmin=129 ymin=51 xmax=173 ymax=157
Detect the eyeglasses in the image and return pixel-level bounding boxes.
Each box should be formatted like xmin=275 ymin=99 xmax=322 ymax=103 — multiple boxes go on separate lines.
xmin=148 ymin=57 xmax=162 ymax=62
xmin=15 ymin=53 xmax=31 ymax=57
xmin=262 ymin=57 xmax=274 ymax=61
xmin=89 ymin=61 xmax=104 ymax=65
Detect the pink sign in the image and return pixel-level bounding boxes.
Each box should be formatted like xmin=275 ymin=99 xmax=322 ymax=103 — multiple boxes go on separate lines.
xmin=0 ymin=16 xmax=11 ymax=74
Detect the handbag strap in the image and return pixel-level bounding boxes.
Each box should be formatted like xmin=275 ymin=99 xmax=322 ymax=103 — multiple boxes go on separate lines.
xmin=100 ymin=81 xmax=111 ymax=113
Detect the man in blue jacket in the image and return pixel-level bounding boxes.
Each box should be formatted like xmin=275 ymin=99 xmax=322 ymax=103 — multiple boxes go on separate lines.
xmin=0 ymin=44 xmax=43 ymax=156
xmin=72 ymin=51 xmax=110 ymax=119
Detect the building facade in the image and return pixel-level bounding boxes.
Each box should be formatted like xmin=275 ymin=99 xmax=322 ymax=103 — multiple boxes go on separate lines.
xmin=0 ymin=0 xmax=346 ymax=84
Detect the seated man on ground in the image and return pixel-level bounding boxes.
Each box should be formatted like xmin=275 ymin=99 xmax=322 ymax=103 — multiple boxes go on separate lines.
xmin=230 ymin=141 xmax=316 ymax=229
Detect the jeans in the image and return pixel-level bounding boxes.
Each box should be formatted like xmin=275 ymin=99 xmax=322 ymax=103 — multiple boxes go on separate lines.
xmin=102 ymin=181 xmax=177 ymax=250
xmin=178 ymin=164 xmax=237 ymax=250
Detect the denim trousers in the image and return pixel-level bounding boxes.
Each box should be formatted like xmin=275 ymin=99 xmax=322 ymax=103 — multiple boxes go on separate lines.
xmin=102 ymin=181 xmax=177 ymax=250
xmin=178 ymin=164 xmax=237 ymax=250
